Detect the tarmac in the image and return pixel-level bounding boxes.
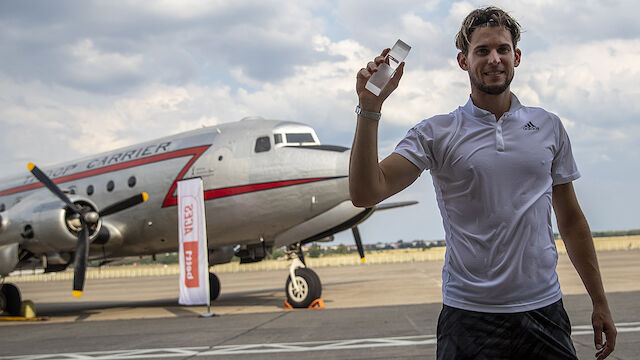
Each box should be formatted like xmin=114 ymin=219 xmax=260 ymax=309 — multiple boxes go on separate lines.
xmin=1 ymin=249 xmax=638 ymax=359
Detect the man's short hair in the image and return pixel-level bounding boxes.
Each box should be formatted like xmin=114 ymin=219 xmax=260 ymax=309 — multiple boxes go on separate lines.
xmin=455 ymin=6 xmax=521 ymax=55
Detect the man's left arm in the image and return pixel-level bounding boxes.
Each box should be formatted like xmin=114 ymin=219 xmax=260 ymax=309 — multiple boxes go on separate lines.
xmin=552 ymin=182 xmax=617 ymax=360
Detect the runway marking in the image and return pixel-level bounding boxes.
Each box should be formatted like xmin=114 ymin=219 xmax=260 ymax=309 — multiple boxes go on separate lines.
xmin=571 ymin=321 xmax=640 ymax=336
xmin=2 ymin=323 xmax=639 ymax=359
xmin=0 ymin=335 xmax=436 ymax=359
xmin=200 ymin=335 xmax=437 ymax=355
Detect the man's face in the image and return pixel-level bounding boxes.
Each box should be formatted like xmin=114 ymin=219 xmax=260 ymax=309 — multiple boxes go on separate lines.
xmin=457 ymin=26 xmax=521 ymax=95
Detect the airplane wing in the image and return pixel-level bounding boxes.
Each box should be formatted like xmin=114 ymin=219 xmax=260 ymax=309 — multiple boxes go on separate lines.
xmin=375 ymin=201 xmax=418 ymax=211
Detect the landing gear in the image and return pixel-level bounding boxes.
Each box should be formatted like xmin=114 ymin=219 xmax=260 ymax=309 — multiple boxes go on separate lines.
xmin=0 ymin=282 xmax=21 ymax=316
xmin=209 ymin=272 xmax=221 ymax=301
xmin=285 ymin=244 xmax=322 ymax=308
xmin=285 ymin=268 xmax=322 ymax=308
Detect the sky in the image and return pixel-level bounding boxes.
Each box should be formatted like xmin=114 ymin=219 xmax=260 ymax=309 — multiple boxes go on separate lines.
xmin=1 ymin=0 xmax=639 ymax=246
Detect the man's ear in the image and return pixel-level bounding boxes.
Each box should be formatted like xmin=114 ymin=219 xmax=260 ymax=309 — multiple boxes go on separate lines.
xmin=514 ymin=48 xmax=522 ymax=67
xmin=457 ymin=52 xmax=468 ymax=71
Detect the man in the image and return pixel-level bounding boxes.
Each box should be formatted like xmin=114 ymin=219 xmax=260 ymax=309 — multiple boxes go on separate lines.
xmin=350 ymin=6 xmax=616 ymax=360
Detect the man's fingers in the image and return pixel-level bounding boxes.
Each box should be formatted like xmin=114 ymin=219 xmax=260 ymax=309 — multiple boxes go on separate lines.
xmin=366 ymin=61 xmax=378 ymax=73
xmin=601 ymin=326 xmax=617 ymax=359
xmin=394 ymin=62 xmax=405 ymax=80
xmin=363 ymin=48 xmax=392 ymax=78
xmin=357 ymin=67 xmax=370 ymax=79
xmin=387 ymin=62 xmax=405 ymax=89
xmin=592 ymin=308 xmax=617 ymax=359
xmin=596 ymin=342 xmax=613 ymax=360
xmin=593 ymin=322 xmax=603 ymax=350
xmin=593 ymin=322 xmax=617 ymax=359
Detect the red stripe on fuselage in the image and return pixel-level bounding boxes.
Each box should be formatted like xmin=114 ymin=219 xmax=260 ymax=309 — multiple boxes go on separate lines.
xmin=0 ymin=145 xmax=211 ymax=197
xmin=1 ymin=145 xmax=345 ymax=209
xmin=161 ymin=177 xmax=337 ymax=207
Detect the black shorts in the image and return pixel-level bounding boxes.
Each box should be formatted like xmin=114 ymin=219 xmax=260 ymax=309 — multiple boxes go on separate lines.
xmin=436 ymin=299 xmax=577 ymax=360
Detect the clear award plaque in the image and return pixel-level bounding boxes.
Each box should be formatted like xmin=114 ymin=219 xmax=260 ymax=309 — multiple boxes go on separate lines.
xmin=365 ymin=39 xmax=411 ymax=96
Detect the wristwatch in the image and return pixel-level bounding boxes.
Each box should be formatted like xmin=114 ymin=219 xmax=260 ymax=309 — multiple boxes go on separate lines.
xmin=355 ymin=105 xmax=381 ymax=121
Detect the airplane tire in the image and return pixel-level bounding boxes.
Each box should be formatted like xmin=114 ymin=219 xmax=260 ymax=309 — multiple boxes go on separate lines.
xmin=285 ymin=268 xmax=321 ymax=308
xmin=0 ymin=283 xmax=21 ymax=316
xmin=209 ymin=272 xmax=221 ymax=301
xmin=307 ymin=269 xmax=322 ymax=299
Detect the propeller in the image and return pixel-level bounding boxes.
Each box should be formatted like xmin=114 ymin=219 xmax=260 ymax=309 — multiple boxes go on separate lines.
xmin=27 ymin=162 xmax=148 ymax=297
xmin=351 ymin=226 xmax=366 ymax=263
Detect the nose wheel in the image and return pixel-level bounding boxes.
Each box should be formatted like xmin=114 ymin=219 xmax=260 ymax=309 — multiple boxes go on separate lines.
xmin=285 ymin=267 xmax=322 ymax=308
xmin=284 ymin=244 xmax=322 ymax=308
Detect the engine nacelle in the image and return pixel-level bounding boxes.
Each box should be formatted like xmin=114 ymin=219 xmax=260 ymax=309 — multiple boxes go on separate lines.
xmin=209 ymin=246 xmax=235 ymax=265
xmin=0 ymin=194 xmax=102 ymax=254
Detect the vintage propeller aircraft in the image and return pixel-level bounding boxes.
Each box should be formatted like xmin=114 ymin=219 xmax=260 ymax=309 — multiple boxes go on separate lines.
xmin=0 ymin=117 xmax=415 ymax=315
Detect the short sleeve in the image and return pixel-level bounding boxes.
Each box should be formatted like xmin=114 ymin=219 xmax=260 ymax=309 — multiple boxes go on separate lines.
xmin=551 ymin=115 xmax=581 ymax=185
xmin=393 ymin=126 xmax=434 ymax=172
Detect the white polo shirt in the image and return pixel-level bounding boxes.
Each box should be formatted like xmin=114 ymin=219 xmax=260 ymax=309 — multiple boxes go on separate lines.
xmin=394 ymin=93 xmax=580 ymax=313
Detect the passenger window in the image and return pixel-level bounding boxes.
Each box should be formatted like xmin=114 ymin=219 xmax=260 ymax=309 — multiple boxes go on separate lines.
xmin=255 ymin=136 xmax=271 ymax=153
xmin=286 ymin=133 xmax=314 ymax=143
xmin=0 ymin=203 xmax=5 ymax=212
xmin=87 ymin=185 xmax=94 ymax=195
xmin=107 ymin=180 xmax=115 ymax=192
xmin=128 ymin=176 xmax=137 ymax=188
xmin=274 ymin=134 xmax=283 ymax=144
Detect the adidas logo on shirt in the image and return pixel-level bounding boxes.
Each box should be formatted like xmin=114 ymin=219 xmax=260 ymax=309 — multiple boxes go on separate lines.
xmin=523 ymin=121 xmax=540 ymax=131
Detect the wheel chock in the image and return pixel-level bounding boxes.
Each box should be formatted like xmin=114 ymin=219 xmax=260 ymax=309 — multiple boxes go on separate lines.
xmin=283 ymin=298 xmax=325 ymax=310
xmin=309 ymin=298 xmax=325 ymax=309
xmin=0 ymin=316 xmax=48 ymax=321
xmin=21 ymin=300 xmax=36 ymax=319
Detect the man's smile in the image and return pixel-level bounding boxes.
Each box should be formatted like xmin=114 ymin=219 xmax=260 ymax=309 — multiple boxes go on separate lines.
xmin=483 ymin=70 xmax=505 ymax=76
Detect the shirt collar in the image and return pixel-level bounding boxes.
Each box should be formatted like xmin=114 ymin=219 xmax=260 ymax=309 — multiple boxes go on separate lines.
xmin=461 ymin=92 xmax=523 ymax=118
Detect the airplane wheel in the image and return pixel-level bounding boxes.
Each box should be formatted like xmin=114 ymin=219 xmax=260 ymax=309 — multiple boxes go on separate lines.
xmin=0 ymin=283 xmax=21 ymax=316
xmin=307 ymin=270 xmax=322 ymax=299
xmin=285 ymin=268 xmax=321 ymax=308
xmin=209 ymin=272 xmax=221 ymax=301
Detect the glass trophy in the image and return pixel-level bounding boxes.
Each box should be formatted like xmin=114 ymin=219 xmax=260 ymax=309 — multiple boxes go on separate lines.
xmin=365 ymin=39 xmax=411 ymax=96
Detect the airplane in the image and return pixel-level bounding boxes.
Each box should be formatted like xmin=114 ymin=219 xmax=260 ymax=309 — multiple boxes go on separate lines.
xmin=0 ymin=117 xmax=416 ymax=315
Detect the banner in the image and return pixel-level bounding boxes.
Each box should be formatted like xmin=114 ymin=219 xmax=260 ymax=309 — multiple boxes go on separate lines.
xmin=177 ymin=178 xmax=210 ymax=306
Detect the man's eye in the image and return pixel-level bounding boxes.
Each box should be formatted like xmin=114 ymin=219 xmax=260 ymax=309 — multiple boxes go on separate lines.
xmin=476 ymin=49 xmax=488 ymax=55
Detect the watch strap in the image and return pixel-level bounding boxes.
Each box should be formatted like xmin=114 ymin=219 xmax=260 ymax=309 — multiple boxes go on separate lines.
xmin=355 ymin=105 xmax=381 ymax=121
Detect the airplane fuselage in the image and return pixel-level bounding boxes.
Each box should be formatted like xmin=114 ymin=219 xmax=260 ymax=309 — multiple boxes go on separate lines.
xmin=0 ymin=119 xmax=352 ymax=268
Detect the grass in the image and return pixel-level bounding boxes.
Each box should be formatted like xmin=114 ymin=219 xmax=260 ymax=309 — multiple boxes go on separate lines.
xmin=7 ymin=235 xmax=640 ymax=282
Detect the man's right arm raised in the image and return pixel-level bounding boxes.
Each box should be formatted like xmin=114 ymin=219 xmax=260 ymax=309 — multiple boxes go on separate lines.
xmin=349 ymin=49 xmax=422 ymax=208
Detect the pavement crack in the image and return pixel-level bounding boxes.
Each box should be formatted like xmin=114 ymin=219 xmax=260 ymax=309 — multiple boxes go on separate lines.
xmin=405 ymin=314 xmax=424 ymax=334
xmin=210 ymin=311 xmax=290 ymax=348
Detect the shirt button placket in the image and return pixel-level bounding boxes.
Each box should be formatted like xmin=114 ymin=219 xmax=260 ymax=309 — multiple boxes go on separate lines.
xmin=496 ymin=118 xmax=505 ymax=152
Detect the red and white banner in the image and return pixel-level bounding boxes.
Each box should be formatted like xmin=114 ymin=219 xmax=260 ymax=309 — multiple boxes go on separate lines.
xmin=177 ymin=178 xmax=210 ymax=306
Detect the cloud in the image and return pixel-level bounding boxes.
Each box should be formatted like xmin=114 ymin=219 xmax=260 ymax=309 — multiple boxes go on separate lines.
xmin=0 ymin=1 xmax=331 ymax=94
xmin=1 ymin=1 xmax=639 ymax=238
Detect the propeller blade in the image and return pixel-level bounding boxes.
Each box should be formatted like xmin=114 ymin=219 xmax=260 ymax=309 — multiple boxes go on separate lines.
xmin=72 ymin=221 xmax=89 ymax=297
xmin=99 ymin=192 xmax=149 ymax=217
xmin=352 ymin=226 xmax=366 ymax=263
xmin=28 ymin=163 xmax=81 ymax=213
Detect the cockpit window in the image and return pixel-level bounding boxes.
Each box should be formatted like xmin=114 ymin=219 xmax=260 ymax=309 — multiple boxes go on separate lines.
xmin=255 ymin=136 xmax=271 ymax=153
xmin=274 ymin=133 xmax=283 ymax=144
xmin=286 ymin=133 xmax=314 ymax=143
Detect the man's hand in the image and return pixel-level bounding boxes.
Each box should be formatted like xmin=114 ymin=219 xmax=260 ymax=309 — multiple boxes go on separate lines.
xmin=592 ymin=303 xmax=616 ymax=359
xmin=356 ymin=48 xmax=405 ymax=112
